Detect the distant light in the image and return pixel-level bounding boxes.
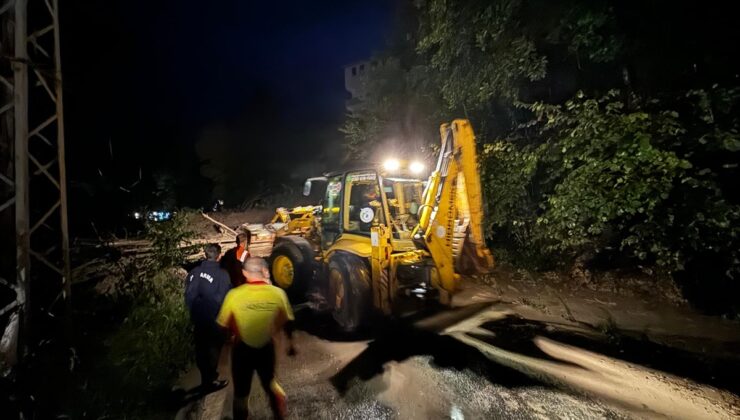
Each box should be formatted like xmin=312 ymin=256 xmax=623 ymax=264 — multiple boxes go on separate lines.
xmin=146 ymin=210 xmax=171 ymax=222
xmin=383 ymin=158 xmax=400 ymax=171
xmin=133 ymin=212 xmax=141 ymax=219
xmin=409 ymin=161 xmax=425 ymax=174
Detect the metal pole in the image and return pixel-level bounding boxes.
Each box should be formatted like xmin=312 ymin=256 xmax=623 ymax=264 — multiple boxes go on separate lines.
xmin=14 ymin=0 xmax=30 ymax=345
xmin=52 ymin=0 xmax=71 ymax=306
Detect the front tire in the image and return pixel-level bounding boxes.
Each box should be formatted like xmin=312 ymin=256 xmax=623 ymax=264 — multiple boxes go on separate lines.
xmin=269 ymin=242 xmax=308 ymax=299
xmin=327 ymin=254 xmax=370 ymax=331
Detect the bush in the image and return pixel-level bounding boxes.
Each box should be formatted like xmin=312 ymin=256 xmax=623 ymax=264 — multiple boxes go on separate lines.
xmin=481 ymin=140 xmax=547 ymax=268
xmin=106 ymin=269 xmax=192 ymax=399
xmin=532 ymin=90 xmax=693 ymax=263
xmin=482 ymin=88 xmax=740 ymax=309
xmin=146 ymin=211 xmax=198 ymax=271
xmin=76 ymin=211 xmax=198 ymax=416
xmin=108 ymin=210 xmax=198 ymax=398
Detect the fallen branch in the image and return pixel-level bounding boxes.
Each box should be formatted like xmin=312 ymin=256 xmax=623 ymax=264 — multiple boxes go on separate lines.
xmin=200 ymin=212 xmax=238 ymax=237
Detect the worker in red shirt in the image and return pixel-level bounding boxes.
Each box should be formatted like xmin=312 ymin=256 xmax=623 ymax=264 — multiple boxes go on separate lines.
xmin=221 ymin=232 xmax=251 ymax=287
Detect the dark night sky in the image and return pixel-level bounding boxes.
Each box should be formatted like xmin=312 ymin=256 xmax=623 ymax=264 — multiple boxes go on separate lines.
xmin=60 ymin=0 xmax=395 ymax=215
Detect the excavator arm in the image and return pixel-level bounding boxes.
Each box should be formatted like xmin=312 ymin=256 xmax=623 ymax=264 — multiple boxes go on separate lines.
xmin=415 ymin=119 xmax=494 ymax=292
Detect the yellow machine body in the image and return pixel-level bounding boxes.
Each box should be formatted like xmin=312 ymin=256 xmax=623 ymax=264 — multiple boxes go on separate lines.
xmin=269 ymin=119 xmax=493 ymax=315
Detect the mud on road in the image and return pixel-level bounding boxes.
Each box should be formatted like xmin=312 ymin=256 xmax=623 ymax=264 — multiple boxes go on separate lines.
xmin=181 ymin=285 xmax=740 ymax=420
xmin=221 ymin=313 xmax=629 ymax=420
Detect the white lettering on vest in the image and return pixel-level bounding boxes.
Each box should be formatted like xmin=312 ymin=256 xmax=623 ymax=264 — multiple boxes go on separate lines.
xmin=200 ymin=272 xmax=214 ymax=283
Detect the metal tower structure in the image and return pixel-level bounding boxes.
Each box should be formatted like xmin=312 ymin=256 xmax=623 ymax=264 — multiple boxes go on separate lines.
xmin=1 ymin=0 xmax=69 ymax=366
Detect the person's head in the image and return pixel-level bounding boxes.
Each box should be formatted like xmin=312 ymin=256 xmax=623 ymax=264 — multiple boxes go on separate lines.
xmin=242 ymin=257 xmax=270 ymax=283
xmin=409 ymin=200 xmax=419 ymax=215
xmin=236 ymin=232 xmax=250 ymax=246
xmin=363 ymin=187 xmax=378 ymax=201
xmin=204 ymin=243 xmax=222 ymax=261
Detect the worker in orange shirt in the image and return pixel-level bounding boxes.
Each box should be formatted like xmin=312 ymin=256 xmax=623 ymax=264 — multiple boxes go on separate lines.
xmin=217 ymin=257 xmax=295 ymax=419
xmin=221 ymin=232 xmax=251 ymax=287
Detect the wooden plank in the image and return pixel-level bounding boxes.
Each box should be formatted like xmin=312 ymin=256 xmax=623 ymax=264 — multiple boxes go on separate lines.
xmin=200 ymin=212 xmax=237 ymax=236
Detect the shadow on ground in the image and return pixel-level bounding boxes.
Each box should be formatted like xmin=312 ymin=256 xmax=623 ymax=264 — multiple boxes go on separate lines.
xmin=297 ymin=301 xmax=740 ymax=398
xmin=166 ymin=384 xmax=225 ymax=411
xmin=477 ymin=314 xmax=740 ymax=395
xmin=291 ymin=303 xmax=542 ymax=393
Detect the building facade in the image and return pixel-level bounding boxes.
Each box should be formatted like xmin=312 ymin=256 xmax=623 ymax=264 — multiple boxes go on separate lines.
xmin=343 ymin=57 xmax=399 ymax=113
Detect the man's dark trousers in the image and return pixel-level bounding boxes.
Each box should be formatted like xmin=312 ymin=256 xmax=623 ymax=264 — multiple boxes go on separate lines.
xmin=232 ymin=340 xmax=283 ymax=419
xmin=194 ymin=325 xmax=224 ymax=386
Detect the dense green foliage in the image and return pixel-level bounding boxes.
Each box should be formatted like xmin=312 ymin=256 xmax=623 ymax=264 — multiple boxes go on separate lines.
xmin=484 ymin=89 xmax=740 ymax=276
xmin=111 ymin=213 xmax=196 ymax=403
xmin=146 ymin=211 xmax=199 ymax=270
xmin=344 ymin=1 xmax=740 ymax=310
xmin=105 ymin=269 xmax=192 ymax=402
xmin=340 ymin=60 xmax=446 ymax=160
xmin=78 ymin=213 xmax=197 ymax=416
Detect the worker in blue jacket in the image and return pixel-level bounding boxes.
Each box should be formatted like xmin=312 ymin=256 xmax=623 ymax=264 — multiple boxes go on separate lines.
xmin=185 ymin=243 xmax=232 ymax=392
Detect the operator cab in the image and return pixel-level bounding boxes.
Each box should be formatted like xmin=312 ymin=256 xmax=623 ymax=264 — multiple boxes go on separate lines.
xmin=382 ymin=176 xmax=424 ymax=240
xmin=305 ymin=160 xmax=426 ymax=250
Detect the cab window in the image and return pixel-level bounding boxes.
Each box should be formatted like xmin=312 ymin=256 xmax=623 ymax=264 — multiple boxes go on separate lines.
xmin=321 ymin=175 xmax=343 ymax=234
xmin=344 ymin=171 xmax=384 ymax=234
xmin=383 ymin=178 xmax=423 ymax=239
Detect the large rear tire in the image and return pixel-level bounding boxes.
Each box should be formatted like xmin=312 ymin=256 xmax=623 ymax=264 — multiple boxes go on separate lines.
xmin=327 ymin=253 xmax=370 ymax=332
xmin=269 ymin=242 xmax=309 ymax=300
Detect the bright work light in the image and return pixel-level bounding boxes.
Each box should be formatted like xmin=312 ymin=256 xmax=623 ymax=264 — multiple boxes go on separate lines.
xmin=383 ymin=158 xmax=400 ymax=171
xmin=409 ymin=161 xmax=425 ymax=174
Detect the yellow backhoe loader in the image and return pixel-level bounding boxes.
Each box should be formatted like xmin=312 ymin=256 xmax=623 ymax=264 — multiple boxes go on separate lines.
xmin=262 ymin=119 xmax=494 ymax=330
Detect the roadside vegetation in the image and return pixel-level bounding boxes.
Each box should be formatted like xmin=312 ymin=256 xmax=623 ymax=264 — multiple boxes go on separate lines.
xmin=343 ymin=0 xmax=740 ymax=313
xmin=48 ymin=211 xmax=198 ymax=418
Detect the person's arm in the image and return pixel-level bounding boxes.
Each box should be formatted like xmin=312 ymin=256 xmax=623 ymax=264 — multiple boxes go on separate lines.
xmin=218 ymin=270 xmax=232 ymax=299
xmin=184 ymin=270 xmax=200 ymax=310
xmin=284 ymin=319 xmax=296 ymax=356
xmin=277 ymin=289 xmax=296 ymax=356
xmin=216 ymin=291 xmax=236 ymax=339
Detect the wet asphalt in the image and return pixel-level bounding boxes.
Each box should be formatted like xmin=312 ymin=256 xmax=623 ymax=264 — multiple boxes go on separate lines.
xmin=222 ymin=309 xmax=630 ymax=420
xmin=179 ymin=296 xmax=740 ymax=419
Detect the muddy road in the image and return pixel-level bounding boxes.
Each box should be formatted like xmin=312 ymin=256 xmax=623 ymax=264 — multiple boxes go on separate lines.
xmin=184 ymin=313 xmax=625 ymax=419
xmin=178 ymin=300 xmax=740 ymax=419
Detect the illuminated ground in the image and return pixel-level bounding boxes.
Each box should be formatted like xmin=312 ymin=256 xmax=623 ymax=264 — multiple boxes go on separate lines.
xmin=177 ymin=279 xmax=740 ymax=420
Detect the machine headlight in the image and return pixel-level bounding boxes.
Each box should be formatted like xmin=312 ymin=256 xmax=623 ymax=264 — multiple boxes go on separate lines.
xmin=383 ymin=158 xmax=400 ymax=171
xmin=409 ymin=161 xmax=425 ymax=174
